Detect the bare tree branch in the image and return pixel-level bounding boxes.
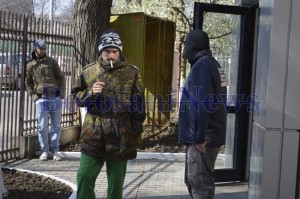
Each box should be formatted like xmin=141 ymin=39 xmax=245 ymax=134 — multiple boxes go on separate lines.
xmin=172 ymin=6 xmax=192 ymax=30
xmin=210 ymin=31 xmax=232 ymax=39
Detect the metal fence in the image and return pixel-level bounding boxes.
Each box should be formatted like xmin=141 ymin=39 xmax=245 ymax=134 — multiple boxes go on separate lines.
xmin=0 ymin=10 xmax=77 ymax=161
xmin=214 ymin=54 xmax=231 ymax=83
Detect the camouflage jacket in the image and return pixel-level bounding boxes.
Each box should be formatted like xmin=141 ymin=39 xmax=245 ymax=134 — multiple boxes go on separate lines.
xmin=71 ymin=56 xmax=146 ymax=160
xmin=25 ymin=52 xmax=66 ymax=102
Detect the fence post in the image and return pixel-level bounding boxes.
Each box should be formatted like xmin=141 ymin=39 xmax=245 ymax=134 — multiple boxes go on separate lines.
xmin=19 ymin=14 xmax=28 ymax=153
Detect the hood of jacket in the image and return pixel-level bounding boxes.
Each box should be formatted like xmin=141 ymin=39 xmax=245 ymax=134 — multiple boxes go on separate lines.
xmin=184 ymin=29 xmax=210 ymax=64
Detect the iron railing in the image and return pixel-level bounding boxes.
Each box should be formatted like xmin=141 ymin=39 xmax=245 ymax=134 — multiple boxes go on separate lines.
xmin=0 ymin=10 xmax=77 ymax=161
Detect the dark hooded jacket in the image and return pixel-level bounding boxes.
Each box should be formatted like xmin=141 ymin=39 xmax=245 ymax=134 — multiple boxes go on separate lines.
xmin=71 ymin=55 xmax=146 ymax=160
xmin=179 ymin=29 xmax=227 ymax=147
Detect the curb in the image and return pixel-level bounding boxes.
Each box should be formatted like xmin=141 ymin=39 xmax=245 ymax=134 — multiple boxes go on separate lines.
xmin=57 ymin=152 xmax=226 ymax=161
xmin=57 ymin=151 xmax=187 ymax=160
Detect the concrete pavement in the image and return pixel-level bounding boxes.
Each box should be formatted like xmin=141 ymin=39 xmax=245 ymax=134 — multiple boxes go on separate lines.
xmin=0 ymin=152 xmax=248 ymax=199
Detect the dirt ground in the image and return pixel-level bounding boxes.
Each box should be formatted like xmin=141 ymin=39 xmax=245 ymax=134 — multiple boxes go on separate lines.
xmin=2 ymin=123 xmax=185 ymax=199
xmin=2 ymin=168 xmax=72 ymax=199
xmin=60 ymin=123 xmax=187 ymax=153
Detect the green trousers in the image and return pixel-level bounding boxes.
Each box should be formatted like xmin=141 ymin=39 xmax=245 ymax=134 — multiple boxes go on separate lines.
xmin=76 ymin=153 xmax=128 ymax=199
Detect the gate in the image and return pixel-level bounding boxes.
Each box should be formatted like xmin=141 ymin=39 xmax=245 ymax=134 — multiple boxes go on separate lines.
xmin=0 ymin=10 xmax=77 ymax=161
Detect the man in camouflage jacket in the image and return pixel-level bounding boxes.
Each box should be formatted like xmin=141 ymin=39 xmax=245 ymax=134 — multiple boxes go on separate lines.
xmin=72 ymin=29 xmax=146 ymax=199
xmin=25 ymin=39 xmax=66 ymax=161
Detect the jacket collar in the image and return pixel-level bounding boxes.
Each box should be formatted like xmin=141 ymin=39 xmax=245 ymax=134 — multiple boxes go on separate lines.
xmin=31 ymin=51 xmax=46 ymax=61
xmin=189 ymin=50 xmax=212 ymax=66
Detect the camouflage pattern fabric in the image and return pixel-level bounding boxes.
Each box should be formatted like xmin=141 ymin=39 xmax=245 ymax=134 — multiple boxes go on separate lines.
xmin=25 ymin=51 xmax=66 ymax=102
xmin=71 ymin=56 xmax=146 ymax=160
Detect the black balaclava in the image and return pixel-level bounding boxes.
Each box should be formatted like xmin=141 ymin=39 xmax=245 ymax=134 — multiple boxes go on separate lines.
xmin=184 ymin=29 xmax=210 ymax=63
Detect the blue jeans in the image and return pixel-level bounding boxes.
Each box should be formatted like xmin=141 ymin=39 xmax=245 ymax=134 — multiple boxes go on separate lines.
xmin=35 ymin=97 xmax=62 ymax=153
xmin=185 ymin=145 xmax=220 ymax=199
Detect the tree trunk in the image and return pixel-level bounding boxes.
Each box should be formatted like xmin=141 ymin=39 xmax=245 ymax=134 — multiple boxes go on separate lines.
xmin=73 ymin=0 xmax=112 ymax=71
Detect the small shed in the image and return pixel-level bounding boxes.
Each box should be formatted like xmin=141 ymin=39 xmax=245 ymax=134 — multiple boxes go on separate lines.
xmin=110 ymin=13 xmax=176 ymax=128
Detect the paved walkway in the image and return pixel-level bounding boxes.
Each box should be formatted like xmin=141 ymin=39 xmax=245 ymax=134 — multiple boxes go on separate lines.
xmin=0 ymin=152 xmax=248 ymax=199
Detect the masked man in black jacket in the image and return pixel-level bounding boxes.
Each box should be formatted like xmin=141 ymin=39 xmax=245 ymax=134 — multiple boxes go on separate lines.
xmin=179 ymin=29 xmax=228 ymax=199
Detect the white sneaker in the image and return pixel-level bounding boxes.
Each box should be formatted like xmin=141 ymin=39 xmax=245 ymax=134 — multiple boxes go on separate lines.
xmin=53 ymin=152 xmax=62 ymax=161
xmin=39 ymin=152 xmax=48 ymax=161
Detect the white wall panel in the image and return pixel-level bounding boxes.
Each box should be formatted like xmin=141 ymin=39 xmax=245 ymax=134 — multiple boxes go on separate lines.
xmin=260 ymin=130 xmax=282 ymax=199
xmin=265 ymin=0 xmax=292 ymax=128
xmin=284 ymin=0 xmax=300 ymax=129
xmin=279 ymin=131 xmax=299 ymax=199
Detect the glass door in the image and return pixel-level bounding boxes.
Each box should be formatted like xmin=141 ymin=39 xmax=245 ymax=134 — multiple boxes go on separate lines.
xmin=193 ymin=2 xmax=258 ymax=182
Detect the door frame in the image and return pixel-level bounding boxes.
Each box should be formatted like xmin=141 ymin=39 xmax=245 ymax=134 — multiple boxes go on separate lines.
xmin=193 ymin=2 xmax=258 ymax=182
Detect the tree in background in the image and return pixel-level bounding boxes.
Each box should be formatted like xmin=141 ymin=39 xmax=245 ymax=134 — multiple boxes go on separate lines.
xmin=32 ymin=0 xmax=74 ymax=20
xmin=0 ymin=0 xmax=113 ymax=72
xmin=112 ymin=0 xmax=235 ymax=82
xmin=113 ymin=0 xmax=234 ymax=49
xmin=0 ymin=0 xmax=72 ymax=19
xmin=73 ymin=0 xmax=112 ymax=71
xmin=57 ymin=0 xmax=74 ymax=22
xmin=32 ymin=0 xmax=51 ymax=18
xmin=0 ymin=0 xmax=33 ymax=15
xmin=0 ymin=0 xmax=234 ymax=66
